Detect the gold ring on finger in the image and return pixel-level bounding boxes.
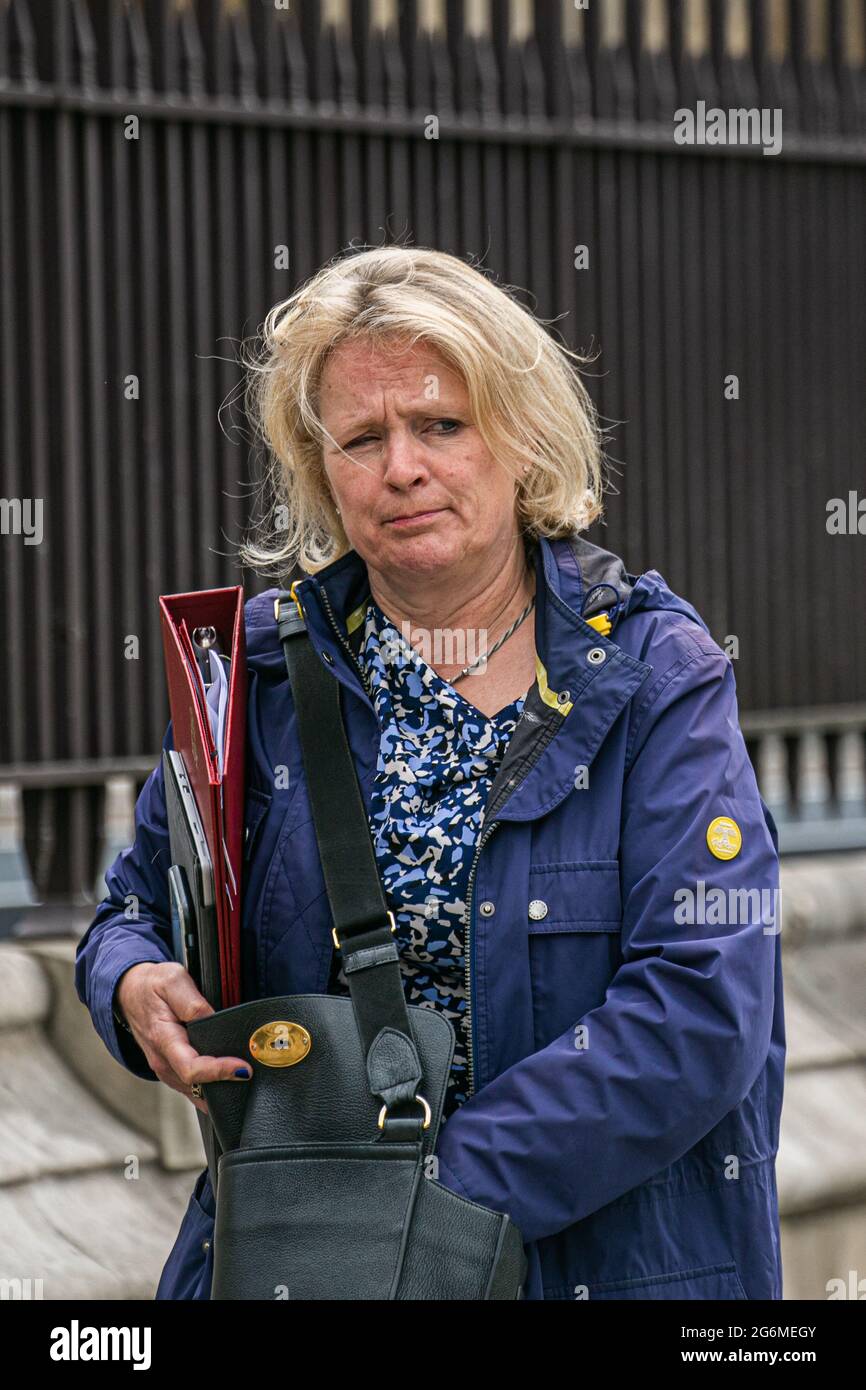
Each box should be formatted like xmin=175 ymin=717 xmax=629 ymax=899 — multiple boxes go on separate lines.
xmin=190 ymin=1083 xmax=203 ymax=1099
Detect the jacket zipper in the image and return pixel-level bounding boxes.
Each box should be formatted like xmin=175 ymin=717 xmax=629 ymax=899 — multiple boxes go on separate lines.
xmin=463 ymin=816 xmax=501 ymax=1097
xmin=317 ymin=585 xmax=373 ymax=701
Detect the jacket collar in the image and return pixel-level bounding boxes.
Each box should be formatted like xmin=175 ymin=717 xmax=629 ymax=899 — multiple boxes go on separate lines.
xmin=292 ymin=532 xmax=653 ymax=822
xmin=292 ymin=531 xmax=641 ymax=686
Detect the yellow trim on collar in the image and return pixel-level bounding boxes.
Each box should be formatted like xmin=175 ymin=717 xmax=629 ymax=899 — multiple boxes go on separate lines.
xmin=585 ymin=611 xmax=612 ymax=636
xmin=536 ymin=654 xmax=572 ymax=716
xmin=346 ymin=598 xmax=369 ymax=635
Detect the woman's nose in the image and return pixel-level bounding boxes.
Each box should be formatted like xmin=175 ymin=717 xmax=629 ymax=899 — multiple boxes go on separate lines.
xmin=380 ymin=429 xmax=429 ymax=486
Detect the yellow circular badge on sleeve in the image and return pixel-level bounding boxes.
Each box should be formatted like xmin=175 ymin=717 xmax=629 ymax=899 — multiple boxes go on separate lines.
xmin=707 ymin=816 xmax=742 ymax=860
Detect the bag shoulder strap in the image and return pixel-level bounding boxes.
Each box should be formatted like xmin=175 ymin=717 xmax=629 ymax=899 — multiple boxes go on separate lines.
xmin=275 ymin=586 xmax=432 ymax=1139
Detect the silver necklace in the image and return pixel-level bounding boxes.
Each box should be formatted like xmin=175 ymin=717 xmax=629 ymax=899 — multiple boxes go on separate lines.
xmin=449 ymin=593 xmax=536 ymax=686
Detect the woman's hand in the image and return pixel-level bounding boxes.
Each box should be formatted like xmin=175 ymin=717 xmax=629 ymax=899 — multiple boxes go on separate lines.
xmin=115 ymin=962 xmax=251 ymax=1115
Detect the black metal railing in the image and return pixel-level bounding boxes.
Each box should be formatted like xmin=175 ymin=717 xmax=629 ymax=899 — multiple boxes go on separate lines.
xmin=1 ymin=0 xmax=865 ymax=900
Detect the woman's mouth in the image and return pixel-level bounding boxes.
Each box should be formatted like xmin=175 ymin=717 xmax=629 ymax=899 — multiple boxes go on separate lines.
xmin=386 ymin=508 xmax=446 ymax=528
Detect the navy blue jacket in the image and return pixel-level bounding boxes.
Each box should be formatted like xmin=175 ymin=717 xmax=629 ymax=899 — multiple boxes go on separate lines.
xmin=75 ymin=532 xmax=785 ymax=1300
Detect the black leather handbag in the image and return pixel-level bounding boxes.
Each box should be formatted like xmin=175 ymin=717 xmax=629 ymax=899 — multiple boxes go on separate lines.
xmin=187 ymin=584 xmax=527 ymax=1300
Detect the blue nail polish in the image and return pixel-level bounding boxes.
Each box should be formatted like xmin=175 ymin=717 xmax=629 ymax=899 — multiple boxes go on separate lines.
xmin=234 ymin=1067 xmax=251 ymax=1079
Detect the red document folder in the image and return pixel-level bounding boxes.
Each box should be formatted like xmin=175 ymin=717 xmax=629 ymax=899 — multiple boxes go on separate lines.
xmin=159 ymin=587 xmax=246 ymax=1008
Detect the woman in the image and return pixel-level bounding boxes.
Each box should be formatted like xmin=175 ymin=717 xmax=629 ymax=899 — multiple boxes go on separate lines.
xmin=75 ymin=246 xmax=785 ymax=1301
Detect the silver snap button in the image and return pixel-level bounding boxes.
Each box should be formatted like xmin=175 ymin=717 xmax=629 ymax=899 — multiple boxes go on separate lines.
xmin=202 ymin=1239 xmax=211 ymax=1253
xmin=528 ymin=899 xmax=549 ymax=921
xmin=479 ymin=901 xmax=495 ymax=917
xmin=556 ymin=689 xmax=570 ymax=705
xmin=587 ymin=647 xmax=606 ymax=666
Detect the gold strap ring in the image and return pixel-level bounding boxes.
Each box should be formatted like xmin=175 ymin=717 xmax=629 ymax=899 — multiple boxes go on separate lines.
xmin=377 ymin=1093 xmax=431 ymax=1131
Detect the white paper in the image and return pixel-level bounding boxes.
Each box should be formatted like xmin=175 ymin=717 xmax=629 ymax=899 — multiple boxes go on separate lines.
xmin=205 ymin=649 xmax=229 ymax=776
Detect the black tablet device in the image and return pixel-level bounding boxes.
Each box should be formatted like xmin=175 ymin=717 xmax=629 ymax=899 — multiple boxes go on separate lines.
xmin=162 ymin=748 xmax=222 ymax=1010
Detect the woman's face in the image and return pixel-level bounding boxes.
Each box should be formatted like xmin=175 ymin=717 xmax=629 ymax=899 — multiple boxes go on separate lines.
xmin=318 ymin=336 xmax=522 ymax=583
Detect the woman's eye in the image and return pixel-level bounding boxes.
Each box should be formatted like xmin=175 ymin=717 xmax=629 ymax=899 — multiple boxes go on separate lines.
xmin=343 ymin=420 xmax=460 ymax=449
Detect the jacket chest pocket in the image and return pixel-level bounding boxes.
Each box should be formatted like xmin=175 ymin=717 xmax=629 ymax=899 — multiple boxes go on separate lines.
xmin=526 ymin=862 xmax=623 ymax=1049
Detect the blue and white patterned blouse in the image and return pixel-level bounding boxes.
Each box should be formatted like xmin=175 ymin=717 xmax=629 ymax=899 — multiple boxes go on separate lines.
xmin=327 ymin=595 xmax=528 ymax=1121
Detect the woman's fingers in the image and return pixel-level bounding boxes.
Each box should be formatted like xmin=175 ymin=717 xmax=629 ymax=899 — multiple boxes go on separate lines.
xmin=118 ymin=961 xmax=252 ymax=1101
xmin=155 ymin=1018 xmax=252 ymax=1087
xmin=154 ymin=971 xmax=252 ymax=1086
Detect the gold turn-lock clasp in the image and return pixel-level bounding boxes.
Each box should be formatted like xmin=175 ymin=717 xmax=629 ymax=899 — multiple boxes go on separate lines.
xmin=248 ymin=1020 xmax=312 ymax=1068
xmin=332 ymin=909 xmax=397 ymax=952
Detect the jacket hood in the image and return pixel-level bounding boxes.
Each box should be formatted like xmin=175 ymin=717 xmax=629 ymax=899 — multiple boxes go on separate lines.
xmin=623 ymin=565 xmax=711 ymax=633
xmin=554 ymin=534 xmax=709 ymax=633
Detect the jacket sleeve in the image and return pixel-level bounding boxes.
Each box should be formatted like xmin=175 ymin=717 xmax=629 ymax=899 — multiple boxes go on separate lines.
xmin=74 ymin=721 xmax=176 ymax=1080
xmin=433 ymin=634 xmax=780 ymax=1244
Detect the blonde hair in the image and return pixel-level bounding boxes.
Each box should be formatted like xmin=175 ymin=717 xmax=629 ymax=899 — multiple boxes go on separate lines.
xmin=239 ymin=245 xmax=605 ymax=578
